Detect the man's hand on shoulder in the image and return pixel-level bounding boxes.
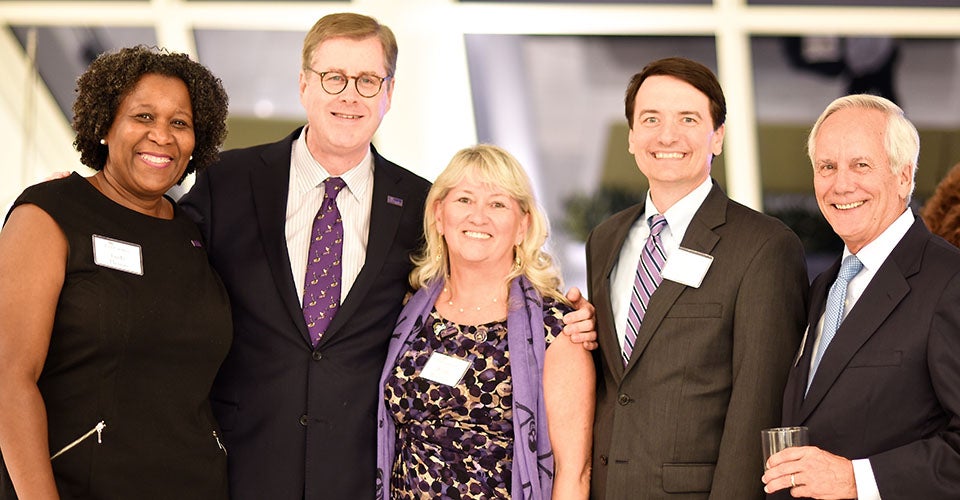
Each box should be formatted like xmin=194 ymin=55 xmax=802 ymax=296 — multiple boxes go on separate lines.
xmin=562 ymin=287 xmax=598 ymax=351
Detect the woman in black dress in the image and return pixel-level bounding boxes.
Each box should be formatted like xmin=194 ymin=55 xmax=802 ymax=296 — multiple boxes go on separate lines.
xmin=0 ymin=46 xmax=231 ymax=499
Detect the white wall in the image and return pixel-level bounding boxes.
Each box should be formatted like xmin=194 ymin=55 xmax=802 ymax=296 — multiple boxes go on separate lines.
xmin=0 ymin=27 xmax=84 ymax=214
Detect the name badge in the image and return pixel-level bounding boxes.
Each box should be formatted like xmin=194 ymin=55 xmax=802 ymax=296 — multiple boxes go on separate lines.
xmin=92 ymin=235 xmax=143 ymax=275
xmin=419 ymin=351 xmax=471 ymax=387
xmin=661 ymin=247 xmax=713 ymax=288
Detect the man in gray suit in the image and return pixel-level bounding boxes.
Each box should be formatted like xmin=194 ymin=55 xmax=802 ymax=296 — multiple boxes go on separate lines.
xmin=763 ymin=95 xmax=960 ymax=499
xmin=587 ymin=57 xmax=809 ymax=499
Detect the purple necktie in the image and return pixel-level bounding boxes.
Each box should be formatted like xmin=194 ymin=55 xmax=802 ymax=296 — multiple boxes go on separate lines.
xmin=302 ymin=177 xmax=346 ymax=347
xmin=622 ymin=214 xmax=668 ymax=366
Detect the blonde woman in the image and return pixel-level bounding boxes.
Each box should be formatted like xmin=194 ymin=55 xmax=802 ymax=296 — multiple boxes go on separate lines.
xmin=376 ymin=145 xmax=594 ymax=499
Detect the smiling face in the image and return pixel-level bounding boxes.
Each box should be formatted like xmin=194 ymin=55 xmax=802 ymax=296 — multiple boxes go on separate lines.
xmin=435 ymin=177 xmax=530 ymax=276
xmin=299 ymin=36 xmax=393 ymax=173
xmin=627 ymin=75 xmax=724 ymax=210
xmin=101 ymin=73 xmax=194 ymax=201
xmin=813 ymin=107 xmax=912 ymax=253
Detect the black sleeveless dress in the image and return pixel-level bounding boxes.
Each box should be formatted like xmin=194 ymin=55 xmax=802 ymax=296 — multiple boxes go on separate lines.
xmin=0 ymin=173 xmax=232 ymax=499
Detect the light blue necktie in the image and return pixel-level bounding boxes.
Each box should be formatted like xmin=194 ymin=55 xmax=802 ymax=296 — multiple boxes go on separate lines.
xmin=807 ymin=255 xmax=863 ymax=392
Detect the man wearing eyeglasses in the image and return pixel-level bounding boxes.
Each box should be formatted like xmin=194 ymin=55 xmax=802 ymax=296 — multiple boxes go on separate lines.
xmin=180 ymin=12 xmax=596 ymax=500
xmin=179 ymin=13 xmax=428 ymax=500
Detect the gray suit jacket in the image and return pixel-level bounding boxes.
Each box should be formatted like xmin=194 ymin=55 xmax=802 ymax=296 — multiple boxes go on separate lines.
xmin=588 ymin=182 xmax=808 ymax=499
xmin=180 ymin=128 xmax=431 ymax=500
xmin=781 ymin=217 xmax=960 ymax=499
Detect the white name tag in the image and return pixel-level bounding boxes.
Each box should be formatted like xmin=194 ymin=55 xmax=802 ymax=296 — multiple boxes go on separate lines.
xmin=92 ymin=234 xmax=143 ymax=275
xmin=419 ymin=351 xmax=471 ymax=387
xmin=661 ymin=247 xmax=713 ymax=288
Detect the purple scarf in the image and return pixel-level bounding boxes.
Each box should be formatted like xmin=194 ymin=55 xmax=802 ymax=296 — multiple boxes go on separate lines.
xmin=375 ymin=275 xmax=554 ymax=499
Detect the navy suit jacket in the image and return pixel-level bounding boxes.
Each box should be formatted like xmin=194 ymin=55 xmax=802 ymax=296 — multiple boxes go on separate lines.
xmin=782 ymin=217 xmax=960 ymax=499
xmin=180 ymin=128 xmax=430 ymax=500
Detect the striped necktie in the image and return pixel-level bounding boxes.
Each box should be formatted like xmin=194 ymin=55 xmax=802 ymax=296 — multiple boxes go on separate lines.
xmin=622 ymin=214 xmax=668 ymax=366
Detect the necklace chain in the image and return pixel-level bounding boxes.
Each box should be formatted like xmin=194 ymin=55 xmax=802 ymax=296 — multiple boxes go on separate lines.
xmin=443 ymin=285 xmax=500 ymax=314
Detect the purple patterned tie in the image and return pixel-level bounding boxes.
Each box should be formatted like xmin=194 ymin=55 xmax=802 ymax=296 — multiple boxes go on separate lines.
xmin=622 ymin=214 xmax=668 ymax=366
xmin=302 ymin=177 xmax=346 ymax=347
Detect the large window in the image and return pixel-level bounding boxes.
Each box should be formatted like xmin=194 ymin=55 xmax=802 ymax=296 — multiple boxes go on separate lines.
xmin=4 ymin=0 xmax=959 ymax=287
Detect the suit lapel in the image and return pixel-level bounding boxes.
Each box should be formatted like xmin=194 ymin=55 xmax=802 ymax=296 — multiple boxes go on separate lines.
xmin=781 ymin=267 xmax=833 ymax=423
xmin=596 ymin=205 xmax=645 ymax=382
xmin=249 ymin=129 xmax=312 ymax=345
xmin=624 ymin=183 xmax=724 ymax=373
xmin=798 ymin=218 xmax=926 ymax=422
xmin=321 ymin=147 xmax=406 ymax=341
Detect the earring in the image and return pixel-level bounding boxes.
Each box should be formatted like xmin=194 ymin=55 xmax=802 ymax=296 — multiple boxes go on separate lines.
xmin=99 ymin=139 xmax=106 ymax=145
xmin=435 ymin=230 xmax=444 ymax=262
xmin=189 ymin=155 xmax=193 ymax=161
xmin=513 ymin=245 xmax=522 ymax=270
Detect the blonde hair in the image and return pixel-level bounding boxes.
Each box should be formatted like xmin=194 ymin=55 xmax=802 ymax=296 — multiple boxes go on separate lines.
xmin=807 ymin=94 xmax=919 ymax=201
xmin=410 ymin=144 xmax=567 ymax=304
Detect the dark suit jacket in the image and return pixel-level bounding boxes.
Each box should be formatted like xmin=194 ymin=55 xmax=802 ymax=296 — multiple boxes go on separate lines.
xmin=587 ymin=182 xmax=808 ymax=499
xmin=781 ymin=217 xmax=960 ymax=499
xmin=179 ymin=128 xmax=430 ymax=500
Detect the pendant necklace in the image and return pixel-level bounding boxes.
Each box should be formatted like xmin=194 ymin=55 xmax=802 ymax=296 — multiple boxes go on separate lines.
xmin=439 ymin=282 xmax=505 ymax=343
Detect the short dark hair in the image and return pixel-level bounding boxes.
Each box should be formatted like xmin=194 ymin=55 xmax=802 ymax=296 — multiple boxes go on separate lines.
xmin=72 ymin=45 xmax=229 ymax=180
xmin=624 ymin=57 xmax=726 ymax=131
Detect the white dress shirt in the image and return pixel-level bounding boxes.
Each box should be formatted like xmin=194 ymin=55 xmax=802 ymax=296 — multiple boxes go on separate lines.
xmin=610 ymin=178 xmax=713 ymax=349
xmin=286 ymin=127 xmax=374 ymax=302
xmin=807 ymin=208 xmax=914 ymax=500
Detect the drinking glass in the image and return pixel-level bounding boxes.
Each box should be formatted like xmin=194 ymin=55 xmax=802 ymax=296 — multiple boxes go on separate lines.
xmin=761 ymin=426 xmax=809 ymax=467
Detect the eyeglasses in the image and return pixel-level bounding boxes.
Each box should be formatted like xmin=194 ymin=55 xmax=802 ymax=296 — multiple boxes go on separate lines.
xmin=305 ymin=68 xmax=391 ymax=98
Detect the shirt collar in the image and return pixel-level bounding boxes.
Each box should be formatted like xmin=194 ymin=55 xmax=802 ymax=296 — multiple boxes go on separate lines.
xmin=843 ymin=208 xmax=914 ymax=273
xmin=291 ymin=126 xmax=373 ymax=202
xmin=643 ymin=177 xmax=712 ymax=238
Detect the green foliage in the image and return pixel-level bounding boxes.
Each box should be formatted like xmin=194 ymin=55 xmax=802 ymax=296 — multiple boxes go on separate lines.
xmin=767 ymin=206 xmax=844 ymax=255
xmin=562 ymin=186 xmax=640 ymax=242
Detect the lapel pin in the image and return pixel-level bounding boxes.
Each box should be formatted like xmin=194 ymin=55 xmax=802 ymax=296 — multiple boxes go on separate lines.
xmin=387 ymin=195 xmax=403 ymax=207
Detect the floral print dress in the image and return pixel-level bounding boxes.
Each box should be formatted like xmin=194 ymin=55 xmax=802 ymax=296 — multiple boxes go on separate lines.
xmin=383 ymin=299 xmax=570 ymax=499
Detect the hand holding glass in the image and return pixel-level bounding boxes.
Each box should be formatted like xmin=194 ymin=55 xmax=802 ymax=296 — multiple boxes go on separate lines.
xmin=761 ymin=426 xmax=808 ymax=468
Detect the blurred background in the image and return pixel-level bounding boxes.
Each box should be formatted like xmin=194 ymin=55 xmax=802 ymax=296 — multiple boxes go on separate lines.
xmin=3 ymin=0 xmax=960 ymax=292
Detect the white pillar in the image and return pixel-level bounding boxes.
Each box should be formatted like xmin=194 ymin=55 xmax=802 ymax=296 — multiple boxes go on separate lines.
xmin=0 ymin=26 xmax=81 ymax=212
xmin=715 ymin=0 xmax=763 ymax=211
